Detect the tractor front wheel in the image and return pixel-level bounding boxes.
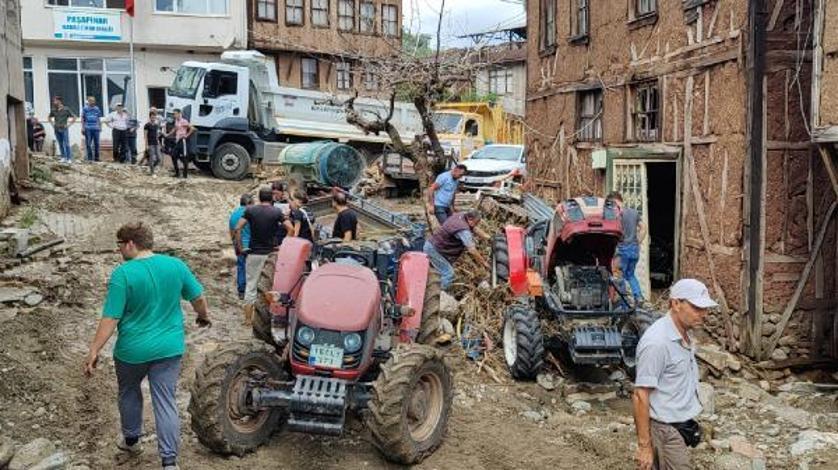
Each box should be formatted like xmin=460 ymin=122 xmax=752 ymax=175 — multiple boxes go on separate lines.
xmin=366 ymin=344 xmax=453 ymax=464
xmin=253 ymin=253 xmax=280 ymax=349
xmin=188 ymin=342 xmax=287 ymax=456
xmin=416 ymin=269 xmax=444 ymax=345
xmin=491 ymin=234 xmax=510 ymax=287
xmin=503 ymin=303 xmax=544 ymax=380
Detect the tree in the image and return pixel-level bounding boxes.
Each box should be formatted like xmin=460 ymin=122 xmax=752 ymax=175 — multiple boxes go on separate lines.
xmin=402 ymin=30 xmax=433 ymax=58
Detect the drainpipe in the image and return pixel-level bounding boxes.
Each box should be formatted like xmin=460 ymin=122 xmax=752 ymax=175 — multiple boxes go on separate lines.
xmin=744 ymin=0 xmax=767 ymax=358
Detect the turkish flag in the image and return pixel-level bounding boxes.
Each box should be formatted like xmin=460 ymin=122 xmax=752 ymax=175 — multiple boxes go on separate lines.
xmin=126 ymin=0 xmax=135 ymax=17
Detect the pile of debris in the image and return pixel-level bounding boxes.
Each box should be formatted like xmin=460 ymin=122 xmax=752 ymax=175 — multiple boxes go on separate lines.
xmin=0 ymin=435 xmax=89 ymax=470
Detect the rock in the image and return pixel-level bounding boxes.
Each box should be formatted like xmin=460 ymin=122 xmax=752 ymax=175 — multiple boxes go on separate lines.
xmin=0 ymin=308 xmax=17 ymax=323
xmin=698 ymin=382 xmax=715 ymax=416
xmin=730 ymin=379 xmax=773 ymax=403
xmin=536 ymin=373 xmax=560 ymax=391
xmin=0 ymin=437 xmax=15 ymax=468
xmin=609 ymin=370 xmax=626 ymax=382
xmin=696 ymin=344 xmax=730 ymax=372
xmin=607 ymin=422 xmax=627 ymax=433
xmin=767 ymin=403 xmax=816 ymax=428
xmin=789 ymin=430 xmax=838 ymax=456
xmin=759 ymin=380 xmax=770 ymax=391
xmin=710 ymin=438 xmax=730 ymax=451
xmin=29 ymin=452 xmax=69 ymax=470
xmin=23 ymin=293 xmax=44 ymax=307
xmin=712 ymin=453 xmax=751 ymax=470
xmin=439 ymin=291 xmax=458 ymax=315
xmin=778 ymin=335 xmax=795 ymax=347
xmin=9 ymin=438 xmax=56 ymax=470
xmin=729 ymin=435 xmax=763 ymax=459
xmin=761 ymin=322 xmax=776 ymax=337
xmin=520 ymin=410 xmax=546 ymax=422
xmin=0 ymin=287 xmax=35 ymax=304
xmin=771 ymin=348 xmax=788 ymax=362
xmin=570 ymin=401 xmax=591 ymax=415
xmin=33 ymin=407 xmax=46 ymax=417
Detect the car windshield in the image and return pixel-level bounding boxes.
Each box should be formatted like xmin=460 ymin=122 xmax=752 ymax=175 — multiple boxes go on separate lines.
xmin=471 ymin=146 xmax=522 ymax=161
xmin=169 ymin=66 xmax=205 ymax=99
xmin=432 ymin=113 xmax=463 ymax=133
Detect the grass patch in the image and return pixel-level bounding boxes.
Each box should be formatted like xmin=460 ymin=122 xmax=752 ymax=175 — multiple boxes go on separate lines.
xmin=31 ymin=165 xmax=52 ymax=183
xmin=19 ymin=207 xmax=38 ymax=229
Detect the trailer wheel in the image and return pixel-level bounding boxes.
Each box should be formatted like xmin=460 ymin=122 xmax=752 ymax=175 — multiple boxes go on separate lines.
xmin=416 ymin=269 xmax=444 ymax=345
xmin=503 ymin=303 xmax=544 ymax=380
xmin=212 ymin=142 xmax=251 ymax=180
xmin=189 ymin=342 xmax=287 ymax=456
xmin=366 ymin=344 xmax=453 ymax=464
xmin=253 ymin=253 xmax=280 ymax=349
xmin=492 ymin=234 xmax=510 ymax=287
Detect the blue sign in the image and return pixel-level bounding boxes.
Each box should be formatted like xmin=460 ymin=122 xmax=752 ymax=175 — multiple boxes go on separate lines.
xmin=53 ymin=9 xmax=121 ymax=42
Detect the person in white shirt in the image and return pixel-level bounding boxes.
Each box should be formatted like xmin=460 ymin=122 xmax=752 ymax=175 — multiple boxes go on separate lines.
xmin=105 ymin=103 xmax=130 ymax=163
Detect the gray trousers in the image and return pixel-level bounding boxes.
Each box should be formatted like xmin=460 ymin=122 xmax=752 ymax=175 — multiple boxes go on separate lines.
xmin=115 ymin=355 xmax=182 ymax=463
xmin=244 ymin=253 xmax=269 ymax=304
xmin=651 ymin=420 xmax=691 ymax=469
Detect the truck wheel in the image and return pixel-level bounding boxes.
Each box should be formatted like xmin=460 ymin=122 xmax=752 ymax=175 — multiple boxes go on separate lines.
xmin=492 ymin=234 xmax=510 ymax=287
xmin=416 ymin=270 xmax=444 ymax=345
xmin=253 ymin=253 xmax=279 ymax=349
xmin=366 ymin=344 xmax=453 ymax=464
xmin=211 ymin=142 xmax=251 ymax=180
xmin=503 ymin=304 xmax=544 ymax=380
xmin=622 ymin=309 xmax=662 ymax=376
xmin=188 ymin=342 xmax=287 ymax=456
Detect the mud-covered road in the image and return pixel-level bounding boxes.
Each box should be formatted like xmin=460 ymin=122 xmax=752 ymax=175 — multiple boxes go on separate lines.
xmin=1 ymin=157 xmax=836 ymax=469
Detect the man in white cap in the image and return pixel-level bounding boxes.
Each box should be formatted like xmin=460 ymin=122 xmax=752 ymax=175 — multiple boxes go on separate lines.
xmin=632 ymin=278 xmax=717 ymax=470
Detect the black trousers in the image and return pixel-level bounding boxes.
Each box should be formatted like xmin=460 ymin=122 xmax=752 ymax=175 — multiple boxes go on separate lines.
xmin=112 ymin=129 xmax=130 ymax=163
xmin=172 ymin=139 xmax=190 ymax=178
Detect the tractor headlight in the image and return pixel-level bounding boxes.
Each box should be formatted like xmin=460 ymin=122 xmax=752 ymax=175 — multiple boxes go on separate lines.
xmin=296 ymin=326 xmax=316 ymax=346
xmin=343 ymin=333 xmax=363 ymax=353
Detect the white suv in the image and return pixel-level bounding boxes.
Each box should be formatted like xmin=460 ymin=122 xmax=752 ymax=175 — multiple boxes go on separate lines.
xmin=460 ymin=144 xmax=526 ymax=190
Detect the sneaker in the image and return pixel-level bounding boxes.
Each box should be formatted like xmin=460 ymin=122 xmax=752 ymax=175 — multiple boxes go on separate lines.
xmin=116 ymin=435 xmax=143 ymax=455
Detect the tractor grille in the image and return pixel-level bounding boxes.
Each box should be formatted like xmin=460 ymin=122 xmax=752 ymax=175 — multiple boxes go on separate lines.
xmin=292 ymin=328 xmax=364 ymax=369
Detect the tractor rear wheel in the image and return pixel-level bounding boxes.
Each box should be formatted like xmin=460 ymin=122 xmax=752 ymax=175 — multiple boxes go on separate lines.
xmin=503 ymin=303 xmax=544 ymax=380
xmin=189 ymin=342 xmax=287 ymax=456
xmin=416 ymin=269 xmax=444 ymax=345
xmin=492 ymin=234 xmax=510 ymax=287
xmin=253 ymin=253 xmax=278 ymax=348
xmin=366 ymin=344 xmax=453 ymax=465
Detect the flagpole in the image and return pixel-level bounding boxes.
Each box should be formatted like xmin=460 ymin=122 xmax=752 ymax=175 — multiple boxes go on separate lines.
xmin=129 ymin=13 xmax=137 ymax=116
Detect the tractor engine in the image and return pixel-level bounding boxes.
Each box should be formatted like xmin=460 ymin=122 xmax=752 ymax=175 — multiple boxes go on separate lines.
xmin=553 ymin=265 xmax=610 ymax=310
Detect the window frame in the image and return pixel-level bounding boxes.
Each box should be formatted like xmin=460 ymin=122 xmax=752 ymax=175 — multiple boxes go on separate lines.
xmin=338 ymin=0 xmax=355 ymax=32
xmin=576 ymin=88 xmax=603 ymax=142
xmin=285 ymin=0 xmax=304 ymax=25
xmin=569 ymin=0 xmax=590 ymax=44
xmin=381 ymin=4 xmax=399 ymax=37
xmin=153 ymin=0 xmax=230 ymax=17
xmin=255 ymin=0 xmax=278 ymax=22
xmin=540 ymin=0 xmax=557 ymax=52
xmin=488 ymin=67 xmax=513 ymax=96
xmin=46 ymin=0 xmax=125 ymax=9
xmin=311 ymin=0 xmax=329 ymax=27
xmin=635 ymin=0 xmax=657 ymax=17
xmin=360 ymin=1 xmax=376 ymax=34
xmin=301 ymin=57 xmax=320 ymax=90
xmin=23 ymin=57 xmax=35 ymax=109
xmin=335 ymin=61 xmax=352 ymax=90
xmin=47 ymin=57 xmax=132 ymax=116
xmin=363 ymin=70 xmax=378 ymax=91
xmin=631 ymin=81 xmax=660 ymax=142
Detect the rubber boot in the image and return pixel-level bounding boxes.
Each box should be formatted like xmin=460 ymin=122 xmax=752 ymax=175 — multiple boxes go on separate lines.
xmin=243 ymin=304 xmax=254 ymax=326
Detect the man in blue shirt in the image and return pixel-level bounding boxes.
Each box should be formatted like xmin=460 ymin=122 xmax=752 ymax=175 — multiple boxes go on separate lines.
xmin=229 ymin=193 xmax=254 ymax=299
xmin=426 ymin=163 xmax=467 ymax=225
xmin=608 ymin=191 xmax=646 ymax=306
xmin=82 ymin=96 xmax=103 ymax=162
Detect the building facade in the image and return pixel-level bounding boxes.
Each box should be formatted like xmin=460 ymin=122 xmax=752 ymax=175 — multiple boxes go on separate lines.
xmin=1 ymin=0 xmax=27 ymax=217
xmin=248 ymin=0 xmax=401 ymax=93
xmin=473 ymin=43 xmax=527 ymax=117
xmin=22 ymin=0 xmax=247 ymax=155
xmin=526 ymin=0 xmax=835 ymax=361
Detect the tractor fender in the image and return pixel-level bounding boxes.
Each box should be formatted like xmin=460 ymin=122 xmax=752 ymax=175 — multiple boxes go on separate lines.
xmin=269 ymin=237 xmax=312 ymax=317
xmin=504 ymin=225 xmax=528 ymax=297
xmin=395 ymin=251 xmax=430 ymax=342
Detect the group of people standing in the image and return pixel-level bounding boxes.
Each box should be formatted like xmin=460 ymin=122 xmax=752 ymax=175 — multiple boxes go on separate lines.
xmin=30 ymin=95 xmax=196 ymax=178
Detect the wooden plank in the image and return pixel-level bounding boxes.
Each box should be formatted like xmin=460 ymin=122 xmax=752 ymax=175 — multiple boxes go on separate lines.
xmin=820 ymin=146 xmax=838 ymax=197
xmin=767 ymin=141 xmax=812 ymax=150
xmin=684 ymin=74 xmax=734 ymax=348
xmin=812 ymin=0 xmax=825 ymax=129
xmin=703 ymin=70 xmax=710 ymax=135
xmin=768 ymin=0 xmax=785 ymax=31
xmin=765 ymin=253 xmax=808 ymax=263
xmin=707 ymin=1 xmax=720 ymax=39
xmin=764 ymin=200 xmax=838 ymax=356
xmin=720 ymin=150 xmax=728 ymax=244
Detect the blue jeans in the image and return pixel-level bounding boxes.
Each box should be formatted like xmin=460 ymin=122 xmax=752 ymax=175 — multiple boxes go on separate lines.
xmin=236 ymin=254 xmax=247 ymax=295
xmin=84 ymin=128 xmax=100 ymax=161
xmin=618 ymin=243 xmax=644 ymax=302
xmin=115 ymin=355 xmax=182 ymax=466
xmin=54 ymin=128 xmax=71 ymax=161
xmin=434 ymin=206 xmax=453 ymax=225
xmin=423 ymin=241 xmax=455 ymax=289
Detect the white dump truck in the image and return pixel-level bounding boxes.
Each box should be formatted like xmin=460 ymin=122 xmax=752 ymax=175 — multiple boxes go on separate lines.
xmin=165 ymin=50 xmax=426 ymax=180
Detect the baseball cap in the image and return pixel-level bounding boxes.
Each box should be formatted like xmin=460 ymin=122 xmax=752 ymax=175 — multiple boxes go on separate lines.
xmin=670 ymin=279 xmax=719 ymax=309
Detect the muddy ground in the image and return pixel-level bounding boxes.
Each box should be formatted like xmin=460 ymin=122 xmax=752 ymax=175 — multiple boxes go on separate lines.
xmin=1 ymin=156 xmax=837 ymax=469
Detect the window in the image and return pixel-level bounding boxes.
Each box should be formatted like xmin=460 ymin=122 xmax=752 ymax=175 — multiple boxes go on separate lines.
xmin=577 ymin=89 xmax=602 ymax=141
xmin=301 ymin=58 xmax=319 ymax=89
xmin=633 ymin=82 xmax=659 ymax=141
xmin=336 ymin=62 xmax=352 ymax=90
xmin=203 ymin=70 xmax=238 ymax=98
xmin=47 ymin=57 xmax=131 ymax=115
xmin=23 ymin=57 xmax=34 ymax=108
xmin=488 ymin=68 xmax=513 ymax=95
xmin=338 ymin=0 xmax=354 ymax=31
xmin=382 ymin=4 xmax=398 ymax=36
xmin=286 ymin=0 xmax=303 ymax=25
xmin=256 ymin=0 xmax=277 ymax=20
xmin=47 ymin=0 xmax=125 ymax=8
xmin=363 ymin=70 xmax=378 ymax=90
xmin=574 ymin=0 xmax=589 ymax=38
xmin=311 ymin=0 xmax=329 ymax=26
xmin=148 ymin=87 xmax=167 ymax=111
xmin=155 ymin=0 xmax=228 ymax=15
xmin=540 ymin=0 xmax=556 ymax=50
xmin=169 ymin=66 xmax=205 ymax=99
xmin=636 ymin=0 xmax=656 ymax=17
xmin=360 ymin=2 xmax=375 ymax=33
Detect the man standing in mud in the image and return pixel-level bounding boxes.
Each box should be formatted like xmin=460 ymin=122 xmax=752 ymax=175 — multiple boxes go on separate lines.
xmin=633 ymin=279 xmax=716 ymax=470
xmin=84 ymin=222 xmax=211 ymax=470
xmin=608 ymin=191 xmax=646 ymax=306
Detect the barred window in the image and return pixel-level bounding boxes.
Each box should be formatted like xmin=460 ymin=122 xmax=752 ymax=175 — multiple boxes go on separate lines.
xmin=336 ymin=62 xmax=352 ymax=90
xmin=633 ymin=82 xmax=660 ymax=141
xmin=311 ymin=0 xmax=329 ymax=26
xmin=286 ymin=0 xmax=303 ymax=25
xmin=338 ymin=0 xmax=355 ymax=31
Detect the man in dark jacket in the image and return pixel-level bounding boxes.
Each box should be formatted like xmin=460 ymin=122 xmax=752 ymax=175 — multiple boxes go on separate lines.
xmin=423 ymin=210 xmax=490 ymax=289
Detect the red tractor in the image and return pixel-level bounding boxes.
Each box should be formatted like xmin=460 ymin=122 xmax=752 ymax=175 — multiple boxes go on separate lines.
xmin=189 ymin=236 xmax=452 ymax=464
xmin=492 ymin=194 xmax=658 ymax=379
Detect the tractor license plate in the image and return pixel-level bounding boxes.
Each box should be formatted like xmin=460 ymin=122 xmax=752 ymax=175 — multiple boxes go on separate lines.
xmin=309 ymin=344 xmax=344 ymax=368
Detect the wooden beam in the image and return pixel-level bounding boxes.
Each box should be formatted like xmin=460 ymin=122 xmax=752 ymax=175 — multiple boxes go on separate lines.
xmin=820 ymin=146 xmax=838 ymax=198
xmin=768 ymin=0 xmax=785 ymax=31
xmin=684 ymin=75 xmax=734 ymax=348
xmin=812 ymin=0 xmax=825 ymax=130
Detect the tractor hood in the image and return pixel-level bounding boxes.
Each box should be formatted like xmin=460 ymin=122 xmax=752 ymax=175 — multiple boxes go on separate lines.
xmin=296 ymin=262 xmax=380 ymax=331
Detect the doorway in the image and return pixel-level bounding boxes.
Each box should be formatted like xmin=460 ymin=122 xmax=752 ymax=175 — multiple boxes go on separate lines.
xmin=646 ymin=162 xmax=677 ymax=289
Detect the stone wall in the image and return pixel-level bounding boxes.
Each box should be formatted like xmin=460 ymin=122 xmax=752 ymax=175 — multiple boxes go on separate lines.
xmin=0 ymin=0 xmax=27 ymax=219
